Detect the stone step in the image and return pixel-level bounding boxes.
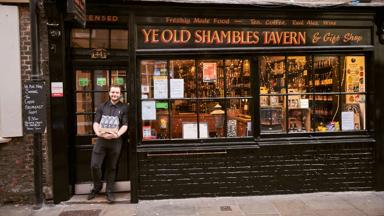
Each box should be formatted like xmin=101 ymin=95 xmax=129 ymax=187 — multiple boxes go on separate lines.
xmin=64 ymin=192 xmax=131 ymax=204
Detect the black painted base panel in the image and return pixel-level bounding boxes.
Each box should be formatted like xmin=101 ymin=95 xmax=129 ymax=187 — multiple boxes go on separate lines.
xmin=138 ymin=143 xmax=374 ymax=199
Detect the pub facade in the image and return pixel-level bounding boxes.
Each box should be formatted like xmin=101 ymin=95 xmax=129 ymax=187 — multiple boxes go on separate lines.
xmin=43 ymin=0 xmax=384 ymax=203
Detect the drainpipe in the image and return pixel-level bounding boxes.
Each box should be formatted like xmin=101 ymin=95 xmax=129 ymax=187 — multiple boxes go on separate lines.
xmin=30 ymin=0 xmax=43 ymax=209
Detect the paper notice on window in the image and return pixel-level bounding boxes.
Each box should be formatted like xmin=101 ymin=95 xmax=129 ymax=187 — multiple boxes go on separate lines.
xmin=170 ymin=79 xmax=184 ymax=98
xmin=153 ymin=76 xmax=168 ymax=99
xmin=142 ymin=101 xmax=156 ymax=120
xmin=182 ymin=122 xmax=208 ymax=139
xmin=341 ymin=111 xmax=354 ymax=131
xmin=345 ymin=56 xmax=365 ymax=94
xmin=299 ymin=99 xmax=309 ymax=108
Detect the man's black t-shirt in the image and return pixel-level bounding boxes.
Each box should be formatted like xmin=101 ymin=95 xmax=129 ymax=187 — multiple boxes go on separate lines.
xmin=94 ymin=100 xmax=128 ymax=130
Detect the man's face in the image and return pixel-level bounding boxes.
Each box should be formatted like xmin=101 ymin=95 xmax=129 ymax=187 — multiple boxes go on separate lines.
xmin=109 ymin=86 xmax=121 ymax=103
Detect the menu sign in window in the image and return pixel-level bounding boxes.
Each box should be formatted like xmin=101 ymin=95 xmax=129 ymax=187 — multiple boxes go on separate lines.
xmin=23 ymin=81 xmax=47 ymax=133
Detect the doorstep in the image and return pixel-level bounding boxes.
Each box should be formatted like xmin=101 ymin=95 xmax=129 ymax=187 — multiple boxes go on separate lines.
xmin=64 ymin=192 xmax=131 ymax=204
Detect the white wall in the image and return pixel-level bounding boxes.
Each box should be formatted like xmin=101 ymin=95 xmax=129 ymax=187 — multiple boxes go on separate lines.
xmin=0 ymin=5 xmax=23 ymax=137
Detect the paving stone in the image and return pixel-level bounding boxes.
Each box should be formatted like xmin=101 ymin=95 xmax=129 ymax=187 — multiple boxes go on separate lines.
xmin=300 ymin=193 xmax=354 ymax=210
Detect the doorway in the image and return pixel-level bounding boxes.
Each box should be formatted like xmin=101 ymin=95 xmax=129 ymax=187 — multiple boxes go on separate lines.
xmin=72 ymin=67 xmax=130 ymax=194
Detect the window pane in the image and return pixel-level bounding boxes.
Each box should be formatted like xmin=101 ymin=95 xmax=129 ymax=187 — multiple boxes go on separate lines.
xmin=343 ymin=56 xmax=365 ymax=93
xmin=140 ymin=60 xmax=168 ymax=99
xmin=197 ymin=60 xmax=224 ymax=98
xmin=199 ymin=100 xmax=225 ymax=138
xmin=71 ymin=28 xmax=90 ymax=48
xmin=142 ymin=100 xmax=169 ymax=140
xmin=76 ymin=93 xmax=92 ymax=113
xmin=76 ymin=70 xmax=92 ymax=91
xmin=91 ymin=29 xmax=109 ymax=48
xmin=260 ymin=97 xmax=285 ymax=134
xmin=287 ymin=56 xmax=310 ymax=93
xmin=312 ymin=94 xmax=340 ymax=132
xmin=226 ymin=59 xmax=251 ymax=97
xmin=313 ymin=56 xmax=340 ymax=93
xmin=77 ymin=115 xmax=93 ymax=135
xmin=259 ymin=56 xmax=285 ymax=94
xmin=93 ymin=70 xmax=109 ymax=91
xmin=342 ymin=94 xmax=365 ymax=131
xmin=111 ymin=29 xmax=128 ymax=49
xmin=169 ymin=60 xmax=196 ymax=98
xmin=170 ymin=100 xmax=198 ymax=139
xmin=228 ymin=99 xmax=252 ymax=137
xmin=287 ymin=95 xmax=311 ymax=133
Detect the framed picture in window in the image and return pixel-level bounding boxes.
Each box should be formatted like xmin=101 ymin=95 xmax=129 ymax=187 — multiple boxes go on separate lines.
xmin=203 ymin=62 xmax=217 ymax=82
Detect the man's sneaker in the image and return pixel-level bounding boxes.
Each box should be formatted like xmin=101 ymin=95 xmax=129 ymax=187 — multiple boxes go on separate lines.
xmin=87 ymin=190 xmax=98 ymax=200
xmin=106 ymin=192 xmax=115 ymax=203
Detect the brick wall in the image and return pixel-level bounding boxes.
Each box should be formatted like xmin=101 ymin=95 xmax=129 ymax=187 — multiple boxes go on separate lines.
xmin=138 ymin=142 xmax=375 ymax=199
xmin=0 ymin=4 xmax=50 ymax=204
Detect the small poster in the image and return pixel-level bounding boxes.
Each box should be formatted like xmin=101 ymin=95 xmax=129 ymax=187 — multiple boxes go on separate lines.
xmin=142 ymin=126 xmax=152 ymax=139
xmin=141 ymin=101 xmax=156 ymax=120
xmin=141 ymin=85 xmax=149 ymax=93
xmin=170 ymin=79 xmax=184 ymax=98
xmin=182 ymin=122 xmax=208 ymax=139
xmin=114 ymin=77 xmax=124 ymax=85
xmin=96 ymin=77 xmax=107 ymax=87
xmin=79 ymin=78 xmax=89 ymax=87
xmin=153 ymin=76 xmax=168 ymax=99
xmin=51 ymin=82 xmax=63 ymax=97
xmin=345 ymin=56 xmax=365 ymax=94
xmin=341 ymin=111 xmax=354 ymax=131
xmin=203 ymin=62 xmax=217 ymax=82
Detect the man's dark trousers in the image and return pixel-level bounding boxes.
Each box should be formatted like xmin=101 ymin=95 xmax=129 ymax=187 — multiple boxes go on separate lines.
xmin=91 ymin=138 xmax=122 ymax=192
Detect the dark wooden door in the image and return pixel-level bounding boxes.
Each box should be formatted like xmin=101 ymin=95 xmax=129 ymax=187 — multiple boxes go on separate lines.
xmin=72 ymin=67 xmax=130 ymax=194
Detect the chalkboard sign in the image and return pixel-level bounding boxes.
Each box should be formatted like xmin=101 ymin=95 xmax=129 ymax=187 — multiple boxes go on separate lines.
xmin=23 ymin=81 xmax=47 ymax=133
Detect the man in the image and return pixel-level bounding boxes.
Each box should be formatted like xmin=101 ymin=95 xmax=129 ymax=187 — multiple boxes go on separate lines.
xmin=87 ymin=85 xmax=128 ymax=203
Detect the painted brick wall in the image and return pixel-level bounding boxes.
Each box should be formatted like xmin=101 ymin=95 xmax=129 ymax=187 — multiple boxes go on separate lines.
xmin=138 ymin=143 xmax=374 ymax=199
xmin=0 ymin=5 xmax=50 ymax=204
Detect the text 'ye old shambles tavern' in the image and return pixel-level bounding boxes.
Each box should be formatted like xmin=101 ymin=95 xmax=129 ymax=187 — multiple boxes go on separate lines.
xmin=44 ymin=0 xmax=384 ymax=203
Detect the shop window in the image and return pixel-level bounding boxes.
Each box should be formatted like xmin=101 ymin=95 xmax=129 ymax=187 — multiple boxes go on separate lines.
xmin=140 ymin=59 xmax=252 ymax=141
xmin=259 ymin=55 xmax=366 ymax=134
xmin=71 ymin=28 xmax=128 ymax=49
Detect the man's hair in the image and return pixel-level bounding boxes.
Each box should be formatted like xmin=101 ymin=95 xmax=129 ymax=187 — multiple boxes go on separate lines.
xmin=109 ymin=84 xmax=124 ymax=92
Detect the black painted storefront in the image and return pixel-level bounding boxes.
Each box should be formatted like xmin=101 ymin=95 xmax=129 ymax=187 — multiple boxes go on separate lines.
xmin=45 ymin=1 xmax=384 ymax=203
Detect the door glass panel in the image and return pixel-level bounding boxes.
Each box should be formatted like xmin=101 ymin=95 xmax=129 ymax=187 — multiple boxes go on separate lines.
xmin=91 ymin=29 xmax=109 ymax=48
xmin=93 ymin=70 xmax=109 ymax=91
xmin=94 ymin=92 xmax=109 ymax=111
xmin=77 ymin=114 xmax=93 ymax=135
xmin=76 ymin=93 xmax=92 ymax=113
xmin=111 ymin=70 xmax=126 ymax=87
xmin=76 ymin=70 xmax=92 ymax=91
xmin=111 ymin=29 xmax=128 ymax=49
